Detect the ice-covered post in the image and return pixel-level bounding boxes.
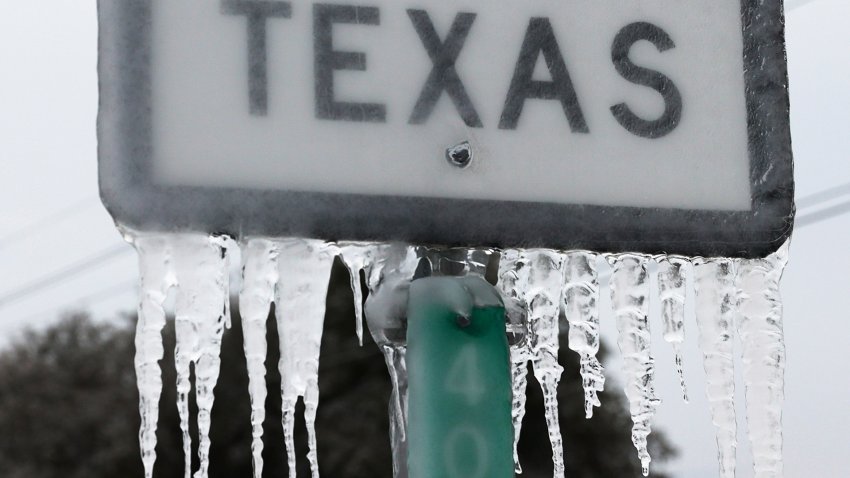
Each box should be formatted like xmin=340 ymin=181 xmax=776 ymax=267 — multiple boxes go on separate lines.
xmin=407 ymin=276 xmax=514 ymax=478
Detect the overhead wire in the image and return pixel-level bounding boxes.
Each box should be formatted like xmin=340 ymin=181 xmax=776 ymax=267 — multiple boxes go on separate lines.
xmin=786 ymin=0 xmax=826 ymax=11
xmin=0 ymin=196 xmax=99 ymax=249
xmin=16 ymin=279 xmax=138 ymax=325
xmin=0 ymin=243 xmax=131 ymax=309
xmin=0 ymin=178 xmax=848 ymax=313
xmin=796 ymin=181 xmax=850 ymax=209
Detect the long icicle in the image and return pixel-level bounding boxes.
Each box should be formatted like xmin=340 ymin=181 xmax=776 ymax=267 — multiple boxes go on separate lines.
xmin=694 ymin=257 xmax=739 ymax=478
xmin=239 ymin=239 xmax=279 ymax=478
xmin=562 ymin=251 xmax=605 ymax=418
xmin=497 ymin=249 xmax=529 ymax=474
xmin=737 ymin=242 xmax=789 ymax=478
xmin=363 ymin=244 xmax=420 ymax=478
xmin=525 ymin=250 xmax=566 ymax=478
xmin=275 ymin=238 xmax=338 ymax=478
xmin=501 ymin=249 xmax=567 ymax=478
xmin=171 ymin=234 xmax=231 ymax=478
xmin=656 ymin=255 xmax=690 ymax=402
xmin=608 ymin=254 xmax=660 ymax=477
xmin=132 ymin=235 xmax=176 ymax=478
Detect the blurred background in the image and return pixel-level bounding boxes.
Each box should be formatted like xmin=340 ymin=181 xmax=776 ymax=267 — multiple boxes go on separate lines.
xmin=1 ymin=1 xmax=848 ymax=477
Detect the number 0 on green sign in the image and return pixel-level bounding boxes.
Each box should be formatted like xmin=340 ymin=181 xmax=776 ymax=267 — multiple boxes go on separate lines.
xmin=407 ymin=277 xmax=514 ymax=478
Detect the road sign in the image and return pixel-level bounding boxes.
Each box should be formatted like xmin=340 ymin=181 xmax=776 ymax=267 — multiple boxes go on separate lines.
xmin=407 ymin=276 xmax=513 ymax=478
xmin=98 ymin=0 xmax=793 ymax=258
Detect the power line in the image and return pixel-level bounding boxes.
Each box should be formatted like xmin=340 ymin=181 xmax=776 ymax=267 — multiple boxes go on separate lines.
xmin=786 ymin=0 xmax=825 ymax=11
xmin=796 ymin=199 xmax=850 ymax=228
xmin=0 ymin=196 xmax=99 ymax=249
xmin=17 ymin=279 xmax=137 ymax=324
xmin=0 ymin=243 xmax=131 ymax=309
xmin=1 ymin=180 xmax=848 ymax=312
xmin=796 ymin=181 xmax=850 ymax=209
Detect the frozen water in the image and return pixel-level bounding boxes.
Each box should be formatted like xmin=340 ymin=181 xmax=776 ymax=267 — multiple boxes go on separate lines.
xmin=172 ymin=235 xmax=232 ymax=478
xmin=497 ymin=249 xmax=530 ymax=474
xmin=607 ymin=254 xmax=660 ymax=477
xmin=361 ymin=244 xmax=420 ymax=478
xmin=656 ymin=255 xmax=690 ymax=402
xmin=274 ymin=238 xmax=338 ymax=478
xmin=562 ymin=251 xmax=605 ymax=418
xmin=127 ymin=232 xmax=232 ymax=478
xmin=237 ymin=237 xmax=338 ymax=478
xmin=694 ymin=257 xmax=739 ymax=478
xmin=381 ymin=344 xmax=409 ymax=478
xmin=338 ymin=243 xmax=383 ymax=346
xmin=239 ymin=239 xmax=279 ymax=478
xmin=498 ymin=249 xmax=566 ymax=478
xmin=133 ymin=235 xmax=176 ymax=478
xmin=125 ymin=232 xmax=792 ymax=478
xmin=736 ymin=243 xmax=789 ymax=478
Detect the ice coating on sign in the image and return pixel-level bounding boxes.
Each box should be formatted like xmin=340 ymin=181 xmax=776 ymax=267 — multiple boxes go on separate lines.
xmin=499 ymin=249 xmax=566 ymax=478
xmin=274 ymin=238 xmax=338 ymax=478
xmin=562 ymin=251 xmax=605 ymax=418
xmin=239 ymin=239 xmax=279 ymax=478
xmin=694 ymin=258 xmax=739 ymax=478
xmin=736 ymin=243 xmax=789 ymax=478
xmin=361 ymin=244 xmax=420 ymax=478
xmin=656 ymin=256 xmax=689 ymax=402
xmin=608 ymin=254 xmax=660 ymax=477
xmin=133 ymin=235 xmax=176 ymax=478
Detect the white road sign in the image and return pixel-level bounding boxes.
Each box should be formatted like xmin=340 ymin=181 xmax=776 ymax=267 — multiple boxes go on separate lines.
xmin=98 ymin=0 xmax=794 ymax=258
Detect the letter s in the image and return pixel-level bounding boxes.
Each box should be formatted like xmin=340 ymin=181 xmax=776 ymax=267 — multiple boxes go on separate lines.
xmin=610 ymin=22 xmax=682 ymax=139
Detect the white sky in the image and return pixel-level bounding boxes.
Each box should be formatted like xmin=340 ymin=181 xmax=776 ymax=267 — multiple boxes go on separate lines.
xmin=1 ymin=1 xmax=849 ymax=477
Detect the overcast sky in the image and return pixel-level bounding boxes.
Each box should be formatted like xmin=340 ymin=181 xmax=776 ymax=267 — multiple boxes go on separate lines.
xmin=1 ymin=2 xmax=849 ymax=477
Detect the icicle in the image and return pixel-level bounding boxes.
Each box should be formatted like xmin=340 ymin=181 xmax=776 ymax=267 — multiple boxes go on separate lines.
xmin=239 ymin=239 xmax=279 ymax=478
xmin=694 ymin=257 xmax=739 ymax=478
xmin=656 ymin=255 xmax=690 ymax=402
xmin=132 ymin=235 xmax=176 ymax=478
xmin=363 ymin=244 xmax=420 ymax=478
xmin=608 ymin=254 xmax=660 ymax=477
xmin=737 ymin=242 xmax=789 ymax=478
xmin=498 ymin=249 xmax=529 ymax=474
xmin=274 ymin=238 xmax=338 ymax=478
xmin=339 ymin=245 xmax=366 ymax=346
xmin=421 ymin=247 xmax=493 ymax=277
xmin=465 ymin=248 xmax=492 ymax=276
xmin=339 ymin=243 xmax=387 ymax=346
xmin=169 ymin=234 xmax=231 ymax=478
xmin=525 ymin=251 xmax=567 ymax=478
xmin=562 ymin=251 xmax=605 ymax=418
xmin=499 ymin=249 xmax=566 ymax=478
xmin=381 ymin=343 xmax=409 ymax=478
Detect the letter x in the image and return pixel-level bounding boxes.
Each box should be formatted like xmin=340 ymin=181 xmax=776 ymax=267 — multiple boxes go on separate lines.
xmin=407 ymin=10 xmax=482 ymax=127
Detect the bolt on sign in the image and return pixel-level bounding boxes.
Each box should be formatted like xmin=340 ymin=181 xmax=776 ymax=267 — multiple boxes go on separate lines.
xmin=98 ymin=0 xmax=793 ymax=258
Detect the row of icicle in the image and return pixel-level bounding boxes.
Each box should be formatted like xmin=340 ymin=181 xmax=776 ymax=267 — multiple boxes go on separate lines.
xmin=130 ymin=232 xmax=789 ymax=478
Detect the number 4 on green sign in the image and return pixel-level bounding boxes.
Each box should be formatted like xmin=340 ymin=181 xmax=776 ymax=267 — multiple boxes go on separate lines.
xmin=445 ymin=345 xmax=487 ymax=405
xmin=407 ymin=276 xmax=514 ymax=478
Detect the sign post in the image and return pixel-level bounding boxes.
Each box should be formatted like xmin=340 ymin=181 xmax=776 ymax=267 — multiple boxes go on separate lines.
xmin=407 ymin=276 xmax=513 ymax=478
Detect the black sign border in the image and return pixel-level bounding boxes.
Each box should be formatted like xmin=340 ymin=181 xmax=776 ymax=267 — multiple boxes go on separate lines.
xmin=98 ymin=0 xmax=794 ymax=259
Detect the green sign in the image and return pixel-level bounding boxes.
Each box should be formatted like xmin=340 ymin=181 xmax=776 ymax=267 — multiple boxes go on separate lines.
xmin=407 ymin=277 xmax=513 ymax=478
